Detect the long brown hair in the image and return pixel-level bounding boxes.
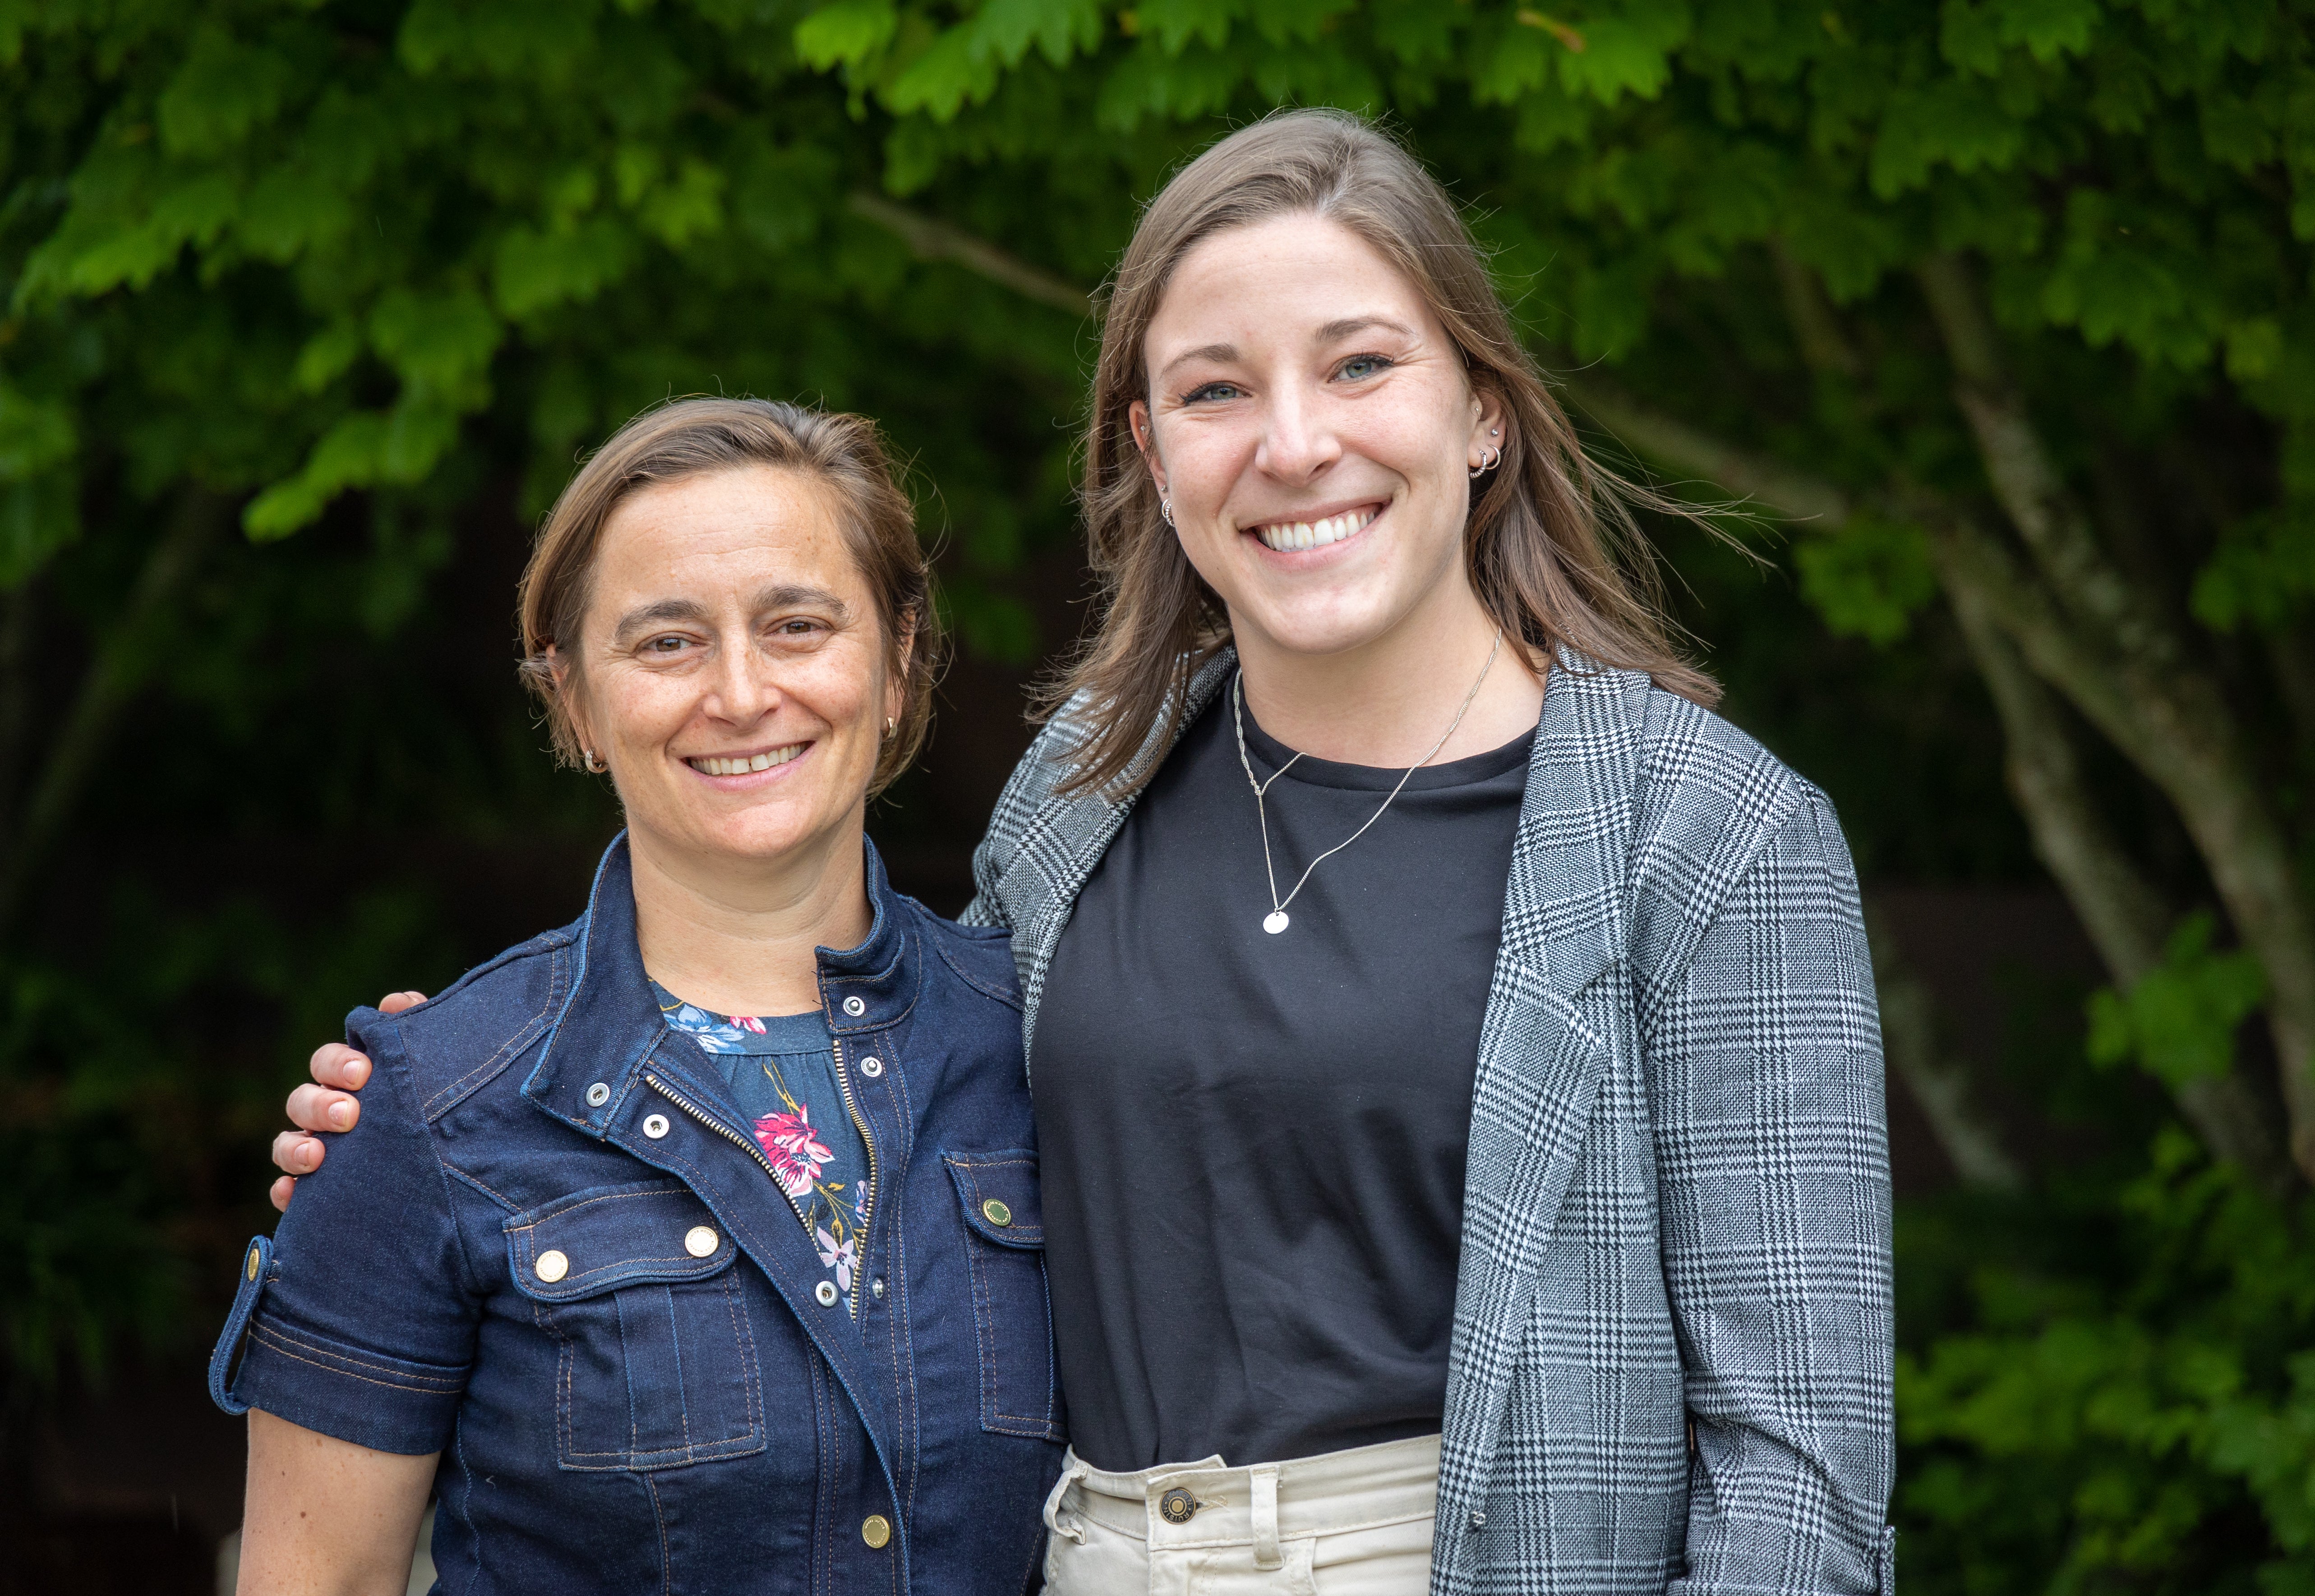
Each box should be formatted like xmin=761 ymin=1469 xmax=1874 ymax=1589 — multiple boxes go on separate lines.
xmin=1045 ymin=108 xmax=1718 ymax=795
xmin=516 ymin=398 xmax=941 ymax=799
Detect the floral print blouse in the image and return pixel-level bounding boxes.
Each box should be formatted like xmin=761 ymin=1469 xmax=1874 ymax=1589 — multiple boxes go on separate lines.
xmin=652 ymin=981 xmax=872 ymax=1320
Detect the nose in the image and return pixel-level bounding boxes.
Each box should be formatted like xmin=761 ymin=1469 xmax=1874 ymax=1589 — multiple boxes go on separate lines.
xmin=1253 ymin=377 xmax=1340 ymax=485
xmin=704 ymin=634 xmax=780 ymax=725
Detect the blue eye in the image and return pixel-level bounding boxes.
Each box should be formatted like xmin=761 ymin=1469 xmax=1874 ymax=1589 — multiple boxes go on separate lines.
xmin=1337 ymin=354 xmax=1392 ymax=381
xmin=1185 ymin=382 xmax=1245 ymax=403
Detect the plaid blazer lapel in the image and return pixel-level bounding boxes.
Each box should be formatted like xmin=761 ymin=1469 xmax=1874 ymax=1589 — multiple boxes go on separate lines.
xmin=1434 ymin=653 xmax=1656 ymax=1578
xmin=996 ymin=649 xmax=1239 ymax=1079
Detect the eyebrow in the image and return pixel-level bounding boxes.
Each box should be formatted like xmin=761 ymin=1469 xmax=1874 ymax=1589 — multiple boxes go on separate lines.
xmin=1316 ymin=315 xmax=1416 ymax=344
xmin=1155 ymin=317 xmax=1421 ymax=382
xmin=609 ymin=583 xmax=851 ymax=645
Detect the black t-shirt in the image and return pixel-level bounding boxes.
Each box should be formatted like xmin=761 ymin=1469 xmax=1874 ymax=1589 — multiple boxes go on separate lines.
xmin=1033 ymin=686 xmax=1533 ymax=1471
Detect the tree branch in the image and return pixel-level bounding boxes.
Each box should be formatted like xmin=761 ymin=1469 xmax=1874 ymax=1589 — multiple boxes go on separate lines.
xmin=848 ymin=191 xmax=1095 ymax=319
xmin=1918 ymin=252 xmax=2315 ymax=1180
xmin=1869 ymin=913 xmax=2028 ymax=1192
xmin=1946 ymin=582 xmax=2292 ymax=1190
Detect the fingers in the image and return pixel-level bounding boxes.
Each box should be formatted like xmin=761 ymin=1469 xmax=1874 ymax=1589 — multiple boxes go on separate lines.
xmin=288 ymin=1084 xmax=359 ymax=1135
xmin=271 ymin=1176 xmax=296 ymax=1213
xmin=273 ymin=1128 xmax=328 ymax=1175
xmin=378 ymin=990 xmax=428 ymax=1014
xmin=309 ymin=1043 xmax=372 ymax=1092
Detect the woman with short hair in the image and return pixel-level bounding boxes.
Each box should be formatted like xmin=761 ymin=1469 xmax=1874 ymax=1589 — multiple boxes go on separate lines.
xmin=218 ymin=399 xmax=1063 ymax=1595
xmin=276 ymin=111 xmax=1895 ymax=1596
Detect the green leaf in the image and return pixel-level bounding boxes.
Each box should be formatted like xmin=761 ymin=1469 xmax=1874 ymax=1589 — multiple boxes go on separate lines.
xmin=795 ymin=0 xmax=899 ymax=69
xmin=1793 ymin=517 xmax=1939 ymax=644
xmin=2084 ymin=913 xmax=2267 ymax=1090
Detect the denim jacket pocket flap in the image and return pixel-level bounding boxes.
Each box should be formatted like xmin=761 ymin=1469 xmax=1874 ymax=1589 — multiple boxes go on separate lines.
xmin=506 ymin=1179 xmax=739 ymax=1302
xmin=944 ymin=1151 xmax=1042 ymax=1248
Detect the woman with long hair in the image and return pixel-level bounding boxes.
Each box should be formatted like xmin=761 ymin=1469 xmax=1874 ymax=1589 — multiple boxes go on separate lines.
xmin=273 ymin=111 xmax=1893 ymax=1596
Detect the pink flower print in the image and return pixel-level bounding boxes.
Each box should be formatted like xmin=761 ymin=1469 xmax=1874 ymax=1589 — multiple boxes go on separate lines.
xmin=730 ymin=1014 xmax=767 ymax=1035
xmin=752 ymin=1108 xmax=833 ymax=1199
xmin=816 ymin=1227 xmax=858 ymax=1292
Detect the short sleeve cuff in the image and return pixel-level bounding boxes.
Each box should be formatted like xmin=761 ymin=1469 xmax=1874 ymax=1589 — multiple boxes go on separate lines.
xmin=230 ymin=1306 xmax=467 ymax=1456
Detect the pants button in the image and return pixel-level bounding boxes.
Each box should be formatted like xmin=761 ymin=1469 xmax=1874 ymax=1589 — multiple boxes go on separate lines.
xmin=861 ymin=1514 xmax=892 ymax=1549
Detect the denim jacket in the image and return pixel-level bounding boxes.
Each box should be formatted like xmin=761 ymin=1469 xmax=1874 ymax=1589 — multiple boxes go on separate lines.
xmin=211 ymin=836 xmax=1066 ymax=1595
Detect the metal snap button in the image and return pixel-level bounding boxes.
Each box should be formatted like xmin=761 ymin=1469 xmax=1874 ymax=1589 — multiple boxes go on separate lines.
xmin=1158 ymin=1488 xmax=1199 ymax=1524
xmin=642 ymin=1114 xmax=670 ymax=1139
xmin=814 ymin=1279 xmax=840 ymax=1307
xmin=246 ymin=1246 xmax=262 ymax=1282
xmin=859 ymin=1056 xmax=884 ymax=1078
xmin=584 ymin=1082 xmax=610 ymax=1108
xmin=860 ymin=1513 xmax=892 ymax=1550
xmin=980 ymin=1198 xmax=1013 ymax=1228
xmin=871 ymin=1277 xmax=885 ymax=1300
xmin=842 ymin=995 xmax=866 ymax=1017
xmin=536 ymin=1249 xmax=569 ymax=1283
xmin=684 ymin=1226 xmax=719 ymax=1258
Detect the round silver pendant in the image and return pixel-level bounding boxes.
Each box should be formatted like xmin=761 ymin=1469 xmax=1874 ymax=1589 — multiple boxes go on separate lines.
xmin=1263 ymin=911 xmax=1290 ymax=934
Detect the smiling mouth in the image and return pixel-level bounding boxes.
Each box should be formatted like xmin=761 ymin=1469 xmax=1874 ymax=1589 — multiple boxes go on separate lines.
xmin=1248 ymin=506 xmax=1379 ymax=553
xmin=685 ymin=744 xmax=806 ymax=777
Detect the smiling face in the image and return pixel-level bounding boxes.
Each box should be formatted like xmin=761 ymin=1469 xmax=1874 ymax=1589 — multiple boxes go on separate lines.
xmin=1129 ymin=212 xmax=1503 ymax=666
xmin=559 ymin=465 xmax=900 ymax=875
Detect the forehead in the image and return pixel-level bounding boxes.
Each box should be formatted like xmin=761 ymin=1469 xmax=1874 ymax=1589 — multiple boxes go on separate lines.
xmin=592 ymin=465 xmax=862 ymax=596
xmin=1146 ymin=212 xmax=1439 ymax=353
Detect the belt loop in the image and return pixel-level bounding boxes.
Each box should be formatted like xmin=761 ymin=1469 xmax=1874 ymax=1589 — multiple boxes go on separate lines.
xmin=1043 ymin=1458 xmax=1092 ymax=1545
xmin=1250 ymin=1464 xmax=1282 ymax=1570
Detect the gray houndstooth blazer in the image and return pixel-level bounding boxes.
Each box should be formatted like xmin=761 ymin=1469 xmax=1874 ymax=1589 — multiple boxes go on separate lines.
xmin=962 ymin=647 xmax=1896 ymax=1596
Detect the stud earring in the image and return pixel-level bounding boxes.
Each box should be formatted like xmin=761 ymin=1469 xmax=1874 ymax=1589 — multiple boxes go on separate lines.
xmin=885 ymin=716 xmax=896 ymax=738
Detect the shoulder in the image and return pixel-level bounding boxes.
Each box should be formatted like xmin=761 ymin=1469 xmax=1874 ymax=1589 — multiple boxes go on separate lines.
xmin=1579 ymin=672 xmax=1854 ymax=970
xmin=897 ymin=894 xmax=1024 ymax=1012
xmin=347 ymin=921 xmax=581 ymax=1113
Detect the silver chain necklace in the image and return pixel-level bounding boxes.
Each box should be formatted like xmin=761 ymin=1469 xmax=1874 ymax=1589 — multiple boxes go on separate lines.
xmin=1232 ymin=630 xmax=1503 ymax=935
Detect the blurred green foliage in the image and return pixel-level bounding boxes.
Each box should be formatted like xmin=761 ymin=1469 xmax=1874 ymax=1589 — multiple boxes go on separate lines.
xmin=3 ymin=0 xmax=2312 ymax=1585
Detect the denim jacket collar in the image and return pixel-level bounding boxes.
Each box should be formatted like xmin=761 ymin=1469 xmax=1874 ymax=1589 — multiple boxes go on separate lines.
xmin=525 ymin=830 xmax=913 ymax=1130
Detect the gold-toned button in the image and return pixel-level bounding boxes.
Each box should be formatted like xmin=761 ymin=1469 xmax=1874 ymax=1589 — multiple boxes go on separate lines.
xmin=861 ymin=1514 xmax=892 ymax=1549
xmin=684 ymin=1225 xmax=719 ymax=1258
xmin=536 ymin=1249 xmax=570 ymax=1283
xmin=246 ymin=1246 xmax=262 ymax=1282
xmin=981 ymin=1198 xmax=1013 ymax=1228
xmin=1159 ymin=1488 xmax=1199 ymax=1524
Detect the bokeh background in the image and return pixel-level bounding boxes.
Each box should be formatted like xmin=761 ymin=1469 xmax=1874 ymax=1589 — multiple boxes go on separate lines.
xmin=4 ymin=1 xmax=2313 ymax=1591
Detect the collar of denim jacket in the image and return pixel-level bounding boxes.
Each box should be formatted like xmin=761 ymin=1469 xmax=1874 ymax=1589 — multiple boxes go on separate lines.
xmin=523 ymin=829 xmax=914 ymax=1137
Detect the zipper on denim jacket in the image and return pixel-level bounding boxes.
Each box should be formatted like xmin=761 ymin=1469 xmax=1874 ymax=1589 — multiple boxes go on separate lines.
xmin=643 ymin=1055 xmax=881 ymax=1322
xmin=827 ymin=1035 xmax=881 ymax=1318
xmin=642 ymin=1073 xmax=812 ymax=1234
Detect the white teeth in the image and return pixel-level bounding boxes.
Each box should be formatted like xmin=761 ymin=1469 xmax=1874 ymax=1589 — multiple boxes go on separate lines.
xmin=1255 ymin=508 xmax=1375 ymax=553
xmin=693 ymin=745 xmax=802 ymax=776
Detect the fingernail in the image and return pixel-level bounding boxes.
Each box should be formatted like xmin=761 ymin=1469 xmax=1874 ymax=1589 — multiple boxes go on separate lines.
xmin=330 ymin=1104 xmax=352 ymax=1129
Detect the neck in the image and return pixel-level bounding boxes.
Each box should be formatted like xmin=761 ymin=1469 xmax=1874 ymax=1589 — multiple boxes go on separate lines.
xmin=626 ymin=814 xmax=872 ymax=1018
xmin=1231 ymin=579 xmax=1546 ymax=768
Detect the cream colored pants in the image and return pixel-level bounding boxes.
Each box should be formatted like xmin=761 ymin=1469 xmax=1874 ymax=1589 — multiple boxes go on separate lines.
xmin=1041 ymin=1432 xmax=1439 ymax=1596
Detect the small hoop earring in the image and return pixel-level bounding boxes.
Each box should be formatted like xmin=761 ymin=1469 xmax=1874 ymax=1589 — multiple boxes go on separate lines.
xmin=1160 ymin=497 xmax=1176 ymax=529
xmin=884 ymin=716 xmax=896 ymax=739
xmin=582 ymin=748 xmax=606 ymax=773
xmin=1468 ymin=445 xmax=1501 ymax=479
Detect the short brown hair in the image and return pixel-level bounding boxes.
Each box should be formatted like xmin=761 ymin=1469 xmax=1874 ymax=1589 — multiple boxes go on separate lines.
xmin=516 ymin=398 xmax=940 ymax=798
xmin=1048 ymin=108 xmax=1718 ymax=795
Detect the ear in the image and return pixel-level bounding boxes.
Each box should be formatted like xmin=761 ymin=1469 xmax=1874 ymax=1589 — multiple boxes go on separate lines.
xmin=546 ymin=645 xmax=596 ymax=753
xmin=1467 ymin=385 xmax=1509 ymax=465
xmin=1127 ymin=399 xmax=1169 ymax=501
xmin=885 ymin=615 xmax=915 ymax=727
